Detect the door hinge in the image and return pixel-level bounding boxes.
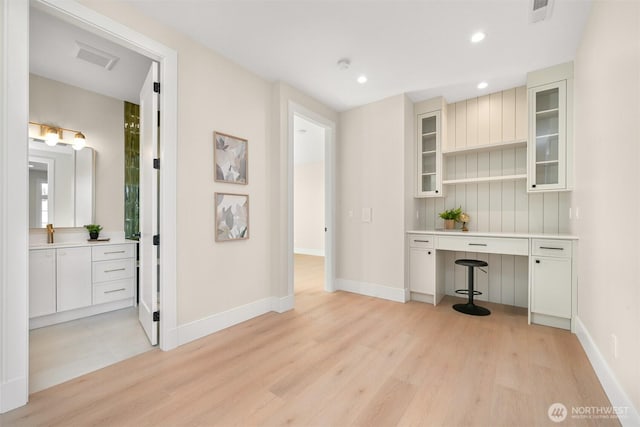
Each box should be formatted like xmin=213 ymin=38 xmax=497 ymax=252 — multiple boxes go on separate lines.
xmin=157 ymin=110 xmax=160 ymax=127
xmin=153 ymin=82 xmax=160 ymax=93
xmin=153 ymin=235 xmax=160 ymax=246
xmin=153 ymin=311 xmax=160 ymax=322
xmin=324 ymin=227 xmax=328 ymax=232
xmin=153 ymin=158 xmax=160 ymax=170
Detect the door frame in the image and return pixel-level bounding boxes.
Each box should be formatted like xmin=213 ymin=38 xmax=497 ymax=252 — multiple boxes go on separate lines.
xmin=287 ymin=102 xmax=336 ymax=295
xmin=0 ymin=0 xmax=178 ymax=412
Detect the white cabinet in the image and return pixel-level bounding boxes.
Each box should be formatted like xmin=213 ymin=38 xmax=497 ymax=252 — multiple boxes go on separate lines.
xmin=92 ymin=244 xmax=136 ymax=305
xmin=56 ymin=247 xmax=92 ymax=312
xmin=530 ymin=239 xmax=573 ymax=328
xmin=407 ymin=234 xmax=437 ymax=304
xmin=527 ymin=62 xmax=573 ymax=192
xmin=416 ymin=111 xmax=443 ymax=197
xmin=29 ymin=249 xmax=56 ymax=317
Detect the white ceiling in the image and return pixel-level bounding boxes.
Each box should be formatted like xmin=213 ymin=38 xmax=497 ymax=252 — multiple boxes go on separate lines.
xmin=294 ymin=115 xmax=325 ymax=165
xmin=30 ymin=7 xmax=151 ymax=104
xmin=127 ymin=0 xmax=592 ymax=111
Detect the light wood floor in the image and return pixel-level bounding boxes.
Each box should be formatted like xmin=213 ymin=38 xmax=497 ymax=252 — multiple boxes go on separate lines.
xmin=2 ymin=254 xmax=617 ymax=426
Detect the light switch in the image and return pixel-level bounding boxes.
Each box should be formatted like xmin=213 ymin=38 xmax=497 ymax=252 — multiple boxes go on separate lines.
xmin=362 ymin=208 xmax=372 ymax=223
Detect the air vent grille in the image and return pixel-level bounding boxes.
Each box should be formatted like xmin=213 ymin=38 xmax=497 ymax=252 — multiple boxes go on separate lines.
xmin=533 ymin=0 xmax=548 ymax=11
xmin=75 ymin=41 xmax=119 ymax=70
xmin=530 ymin=0 xmax=554 ymax=23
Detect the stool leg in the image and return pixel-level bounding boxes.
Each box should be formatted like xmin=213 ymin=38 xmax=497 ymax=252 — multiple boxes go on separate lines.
xmin=467 ymin=265 xmax=475 ymax=305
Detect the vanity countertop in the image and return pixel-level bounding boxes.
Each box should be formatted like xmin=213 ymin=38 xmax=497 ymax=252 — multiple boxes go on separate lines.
xmin=406 ymin=229 xmax=579 ymax=240
xmin=30 ymin=238 xmax=137 ymax=250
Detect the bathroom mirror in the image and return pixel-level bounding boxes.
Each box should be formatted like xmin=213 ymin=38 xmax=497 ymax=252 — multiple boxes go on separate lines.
xmin=28 ymin=139 xmax=95 ymax=228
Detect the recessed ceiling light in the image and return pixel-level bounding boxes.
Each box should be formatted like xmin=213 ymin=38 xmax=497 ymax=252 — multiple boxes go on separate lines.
xmin=357 ymin=75 xmax=368 ymax=84
xmin=471 ymin=31 xmax=486 ymax=43
xmin=477 ymin=81 xmax=488 ymax=89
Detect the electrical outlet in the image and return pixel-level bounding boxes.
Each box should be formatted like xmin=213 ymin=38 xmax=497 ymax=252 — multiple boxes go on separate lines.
xmin=612 ymin=334 xmax=618 ymax=359
xmin=575 ymin=207 xmax=580 ymax=220
xmin=348 ymin=210 xmax=353 ymax=219
xmin=362 ymin=208 xmax=372 ymax=223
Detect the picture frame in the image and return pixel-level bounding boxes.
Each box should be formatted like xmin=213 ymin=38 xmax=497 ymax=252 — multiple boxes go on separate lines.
xmin=214 ymin=131 xmax=247 ymax=184
xmin=215 ymin=192 xmax=249 ymax=242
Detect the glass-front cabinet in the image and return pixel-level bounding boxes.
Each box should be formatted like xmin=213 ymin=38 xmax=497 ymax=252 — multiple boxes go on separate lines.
xmin=528 ymin=81 xmax=567 ymax=191
xmin=416 ymin=111 xmax=442 ymax=197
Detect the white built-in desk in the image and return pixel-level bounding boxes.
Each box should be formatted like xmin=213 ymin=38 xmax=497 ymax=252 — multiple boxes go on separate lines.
xmin=406 ymin=230 xmax=578 ymax=331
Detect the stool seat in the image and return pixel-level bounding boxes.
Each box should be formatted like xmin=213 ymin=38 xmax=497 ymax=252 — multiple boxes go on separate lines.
xmin=453 ymin=258 xmax=491 ymax=316
xmin=455 ymin=259 xmax=488 ymax=268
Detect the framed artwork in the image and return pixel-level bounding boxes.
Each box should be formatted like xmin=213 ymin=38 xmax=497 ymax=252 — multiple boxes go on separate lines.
xmin=214 ymin=131 xmax=247 ymax=184
xmin=215 ymin=192 xmax=249 ymax=242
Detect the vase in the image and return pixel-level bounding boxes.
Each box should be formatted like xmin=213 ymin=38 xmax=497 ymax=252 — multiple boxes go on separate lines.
xmin=444 ymin=219 xmax=455 ymax=230
xmin=89 ymin=231 xmax=99 ymax=240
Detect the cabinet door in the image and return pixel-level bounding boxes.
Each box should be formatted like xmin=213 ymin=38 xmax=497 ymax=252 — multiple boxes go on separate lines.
xmin=528 ymin=81 xmax=567 ymax=192
xmin=56 ymin=247 xmax=92 ymax=312
xmin=416 ymin=111 xmax=442 ymax=197
xmin=531 ymin=256 xmax=571 ymax=318
xmin=29 ymin=249 xmax=56 ymax=318
xmin=409 ymin=247 xmax=435 ymax=295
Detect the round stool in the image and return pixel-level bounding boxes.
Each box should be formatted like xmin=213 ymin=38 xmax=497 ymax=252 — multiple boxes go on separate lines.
xmin=453 ymin=259 xmax=491 ymax=316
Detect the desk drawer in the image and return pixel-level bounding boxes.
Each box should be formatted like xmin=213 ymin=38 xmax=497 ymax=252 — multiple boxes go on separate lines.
xmin=93 ymin=278 xmax=134 ymax=305
xmin=437 ymin=235 xmax=528 ymax=256
xmin=531 ymin=239 xmax=572 ymax=258
xmin=92 ymin=244 xmax=135 ymax=261
xmin=408 ymin=234 xmax=434 ymax=249
xmin=93 ymin=259 xmax=135 ymax=283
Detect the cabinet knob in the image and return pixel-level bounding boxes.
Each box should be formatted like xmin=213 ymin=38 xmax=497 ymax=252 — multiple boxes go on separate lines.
xmin=535 ymin=260 xmax=540 ymax=264
xmin=435 ymin=190 xmax=439 ymax=194
xmin=532 ymin=184 xmax=537 ymax=188
xmin=428 ymin=251 xmax=431 ymax=255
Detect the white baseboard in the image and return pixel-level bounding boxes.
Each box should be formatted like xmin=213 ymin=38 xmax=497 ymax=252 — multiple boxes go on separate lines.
xmin=30 ymin=299 xmax=134 ymax=330
xmin=335 ymin=279 xmax=407 ymax=303
xmin=0 ymin=376 xmax=28 ymax=413
xmin=294 ymin=247 xmax=325 ymax=257
xmin=575 ymin=316 xmax=640 ymax=427
xmin=177 ymin=295 xmax=295 ymax=346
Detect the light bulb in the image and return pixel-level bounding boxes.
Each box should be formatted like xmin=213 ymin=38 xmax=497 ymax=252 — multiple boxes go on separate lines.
xmin=44 ymin=127 xmax=59 ymax=146
xmin=73 ymin=132 xmax=86 ymax=150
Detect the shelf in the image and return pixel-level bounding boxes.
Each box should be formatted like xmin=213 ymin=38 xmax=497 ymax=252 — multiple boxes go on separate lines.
xmin=536 ymin=160 xmax=559 ymax=165
xmin=422 ymin=150 xmax=436 ymax=155
xmin=536 ymin=133 xmax=559 ymax=139
xmin=421 ymin=172 xmax=436 ymax=176
xmin=536 ymin=108 xmax=559 ymax=115
xmin=442 ymin=140 xmax=526 ymax=156
xmin=422 ymin=131 xmax=436 ymax=137
xmin=442 ymin=174 xmax=527 ymax=185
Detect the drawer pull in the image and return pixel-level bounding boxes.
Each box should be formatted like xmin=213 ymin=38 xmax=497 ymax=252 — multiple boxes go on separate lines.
xmin=104 ymin=250 xmax=126 ymax=254
xmin=414 ymin=240 xmax=430 ymax=243
xmin=104 ymin=268 xmax=126 ymax=273
xmin=468 ymin=243 xmax=487 ymax=247
xmin=540 ymin=246 xmax=564 ymax=251
xmin=104 ymin=288 xmax=126 ymax=294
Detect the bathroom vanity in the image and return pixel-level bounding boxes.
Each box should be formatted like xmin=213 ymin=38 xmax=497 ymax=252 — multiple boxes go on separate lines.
xmin=29 ymin=240 xmax=137 ymax=329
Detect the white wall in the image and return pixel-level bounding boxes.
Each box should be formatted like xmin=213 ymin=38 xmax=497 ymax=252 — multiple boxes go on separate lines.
xmin=572 ymin=0 xmax=640 ymax=415
xmin=29 ymin=74 xmax=124 ymax=232
xmin=337 ymin=94 xmax=407 ymax=293
xmin=294 ymin=160 xmax=324 ymax=255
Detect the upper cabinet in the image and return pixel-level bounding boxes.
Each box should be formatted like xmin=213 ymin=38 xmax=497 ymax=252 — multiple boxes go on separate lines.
xmin=527 ymin=62 xmax=574 ymax=192
xmin=415 ymin=97 xmax=446 ymax=198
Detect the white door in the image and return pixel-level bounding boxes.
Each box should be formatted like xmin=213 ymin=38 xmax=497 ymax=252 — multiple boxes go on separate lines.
xmin=139 ymin=62 xmax=159 ymax=345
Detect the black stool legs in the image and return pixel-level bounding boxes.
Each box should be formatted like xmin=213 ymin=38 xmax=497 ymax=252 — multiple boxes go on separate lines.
xmin=453 ymin=260 xmax=491 ymax=316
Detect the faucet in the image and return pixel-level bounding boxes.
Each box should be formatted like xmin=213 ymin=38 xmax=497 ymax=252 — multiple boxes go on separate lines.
xmin=46 ymin=224 xmax=55 ymax=244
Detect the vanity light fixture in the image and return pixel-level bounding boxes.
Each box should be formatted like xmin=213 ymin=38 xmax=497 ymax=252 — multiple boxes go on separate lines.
xmin=477 ymin=81 xmax=489 ymax=89
xmin=30 ymin=121 xmax=88 ymax=150
xmin=471 ymin=31 xmax=486 ymax=43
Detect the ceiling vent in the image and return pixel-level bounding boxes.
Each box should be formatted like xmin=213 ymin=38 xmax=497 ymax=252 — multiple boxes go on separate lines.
xmin=530 ymin=0 xmax=554 ymax=23
xmin=75 ymin=41 xmax=119 ymax=70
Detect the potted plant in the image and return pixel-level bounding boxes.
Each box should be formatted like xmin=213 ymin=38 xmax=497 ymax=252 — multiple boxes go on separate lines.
xmin=84 ymin=224 xmax=103 ymax=240
xmin=439 ymin=207 xmax=462 ymax=230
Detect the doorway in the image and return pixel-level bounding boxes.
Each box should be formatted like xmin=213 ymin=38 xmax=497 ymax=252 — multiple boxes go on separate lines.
xmin=293 ymin=115 xmax=326 ymax=295
xmin=27 ymin=6 xmax=160 ymax=392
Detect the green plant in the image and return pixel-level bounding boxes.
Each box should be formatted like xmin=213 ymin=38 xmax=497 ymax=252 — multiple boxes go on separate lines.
xmin=439 ymin=207 xmax=463 ymax=221
xmin=84 ymin=224 xmax=103 ymax=233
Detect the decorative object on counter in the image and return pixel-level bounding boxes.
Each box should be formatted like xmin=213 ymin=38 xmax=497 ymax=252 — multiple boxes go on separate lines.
xmin=84 ymin=224 xmax=103 ymax=240
xmin=46 ymin=223 xmax=55 ymax=244
xmin=459 ymin=213 xmax=470 ymax=232
xmin=215 ymin=193 xmax=249 ymax=242
xmin=214 ymin=131 xmax=247 ymax=184
xmin=439 ymin=207 xmax=462 ymax=230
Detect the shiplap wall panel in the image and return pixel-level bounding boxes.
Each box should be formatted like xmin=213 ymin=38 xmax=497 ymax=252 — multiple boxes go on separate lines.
xmin=502 ymin=89 xmax=516 ymax=142
xmin=515 ymin=86 xmax=528 ymax=141
xmin=455 ymin=102 xmax=467 ymax=148
xmin=420 ymin=86 xmax=569 ymax=308
xmin=467 ymin=98 xmax=478 ymax=147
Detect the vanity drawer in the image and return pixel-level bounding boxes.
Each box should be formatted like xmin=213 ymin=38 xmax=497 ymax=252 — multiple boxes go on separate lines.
xmin=437 ymin=235 xmax=529 ymax=256
xmin=92 ymin=259 xmax=135 ymax=283
xmin=531 ymin=239 xmax=572 ymax=258
xmin=93 ymin=278 xmax=134 ymax=305
xmin=408 ymin=234 xmax=434 ymax=249
xmin=92 ymin=244 xmax=135 ymax=262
